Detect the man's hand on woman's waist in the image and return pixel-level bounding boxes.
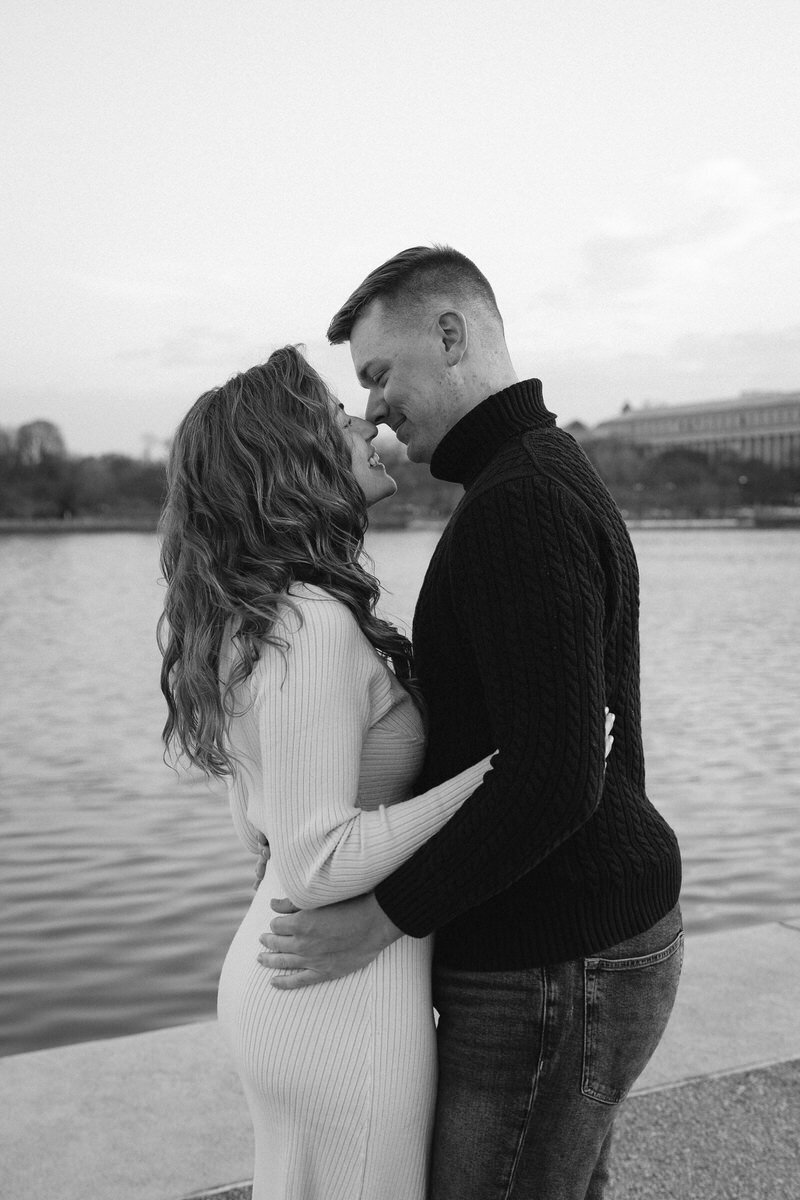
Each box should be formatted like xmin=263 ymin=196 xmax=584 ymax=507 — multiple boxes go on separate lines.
xmin=259 ymin=893 xmax=403 ymax=989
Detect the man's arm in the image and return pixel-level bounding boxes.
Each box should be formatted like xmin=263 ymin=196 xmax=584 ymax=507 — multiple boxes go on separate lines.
xmin=373 ymin=476 xmax=609 ymax=933
xmin=262 ymin=709 xmax=613 ymax=989
xmin=262 ymin=477 xmax=611 ymax=985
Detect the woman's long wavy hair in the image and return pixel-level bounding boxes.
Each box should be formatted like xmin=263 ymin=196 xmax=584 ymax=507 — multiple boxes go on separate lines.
xmin=158 ymin=345 xmax=415 ymax=778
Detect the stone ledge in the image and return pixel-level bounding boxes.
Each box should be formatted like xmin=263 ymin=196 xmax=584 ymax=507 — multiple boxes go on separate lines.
xmin=2 ymin=917 xmax=799 ymax=1200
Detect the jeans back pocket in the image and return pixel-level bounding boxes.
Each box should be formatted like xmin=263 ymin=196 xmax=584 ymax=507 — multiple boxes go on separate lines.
xmin=582 ymin=930 xmax=684 ymax=1104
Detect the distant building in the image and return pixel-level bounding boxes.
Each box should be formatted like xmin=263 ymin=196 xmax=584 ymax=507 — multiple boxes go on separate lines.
xmin=592 ymin=391 xmax=800 ymax=468
xmin=561 ymin=419 xmax=590 ymax=444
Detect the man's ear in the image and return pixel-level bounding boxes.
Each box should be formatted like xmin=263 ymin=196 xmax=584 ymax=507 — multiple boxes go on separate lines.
xmin=437 ymin=310 xmax=468 ymax=365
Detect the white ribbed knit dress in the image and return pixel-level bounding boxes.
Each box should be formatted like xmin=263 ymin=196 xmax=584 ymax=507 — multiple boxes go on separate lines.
xmin=216 ymin=585 xmax=492 ymax=1200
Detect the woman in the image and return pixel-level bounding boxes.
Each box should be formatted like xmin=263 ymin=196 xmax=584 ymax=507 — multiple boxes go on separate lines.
xmin=159 ymin=346 xmax=497 ymax=1200
xmin=160 ymin=346 xmax=615 ymax=1198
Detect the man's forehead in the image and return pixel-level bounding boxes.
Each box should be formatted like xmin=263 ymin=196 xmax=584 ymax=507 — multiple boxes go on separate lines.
xmin=350 ymin=302 xmax=392 ymax=372
xmin=351 ymin=298 xmax=389 ymax=344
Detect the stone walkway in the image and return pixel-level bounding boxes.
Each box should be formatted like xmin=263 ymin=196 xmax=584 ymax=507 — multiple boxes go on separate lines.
xmin=611 ymin=1058 xmax=800 ymax=1199
xmin=185 ymin=1060 xmax=800 ymax=1200
xmin=1 ymin=917 xmax=799 ymax=1199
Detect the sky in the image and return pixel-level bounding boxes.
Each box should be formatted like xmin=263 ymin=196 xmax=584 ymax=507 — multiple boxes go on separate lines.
xmin=2 ymin=0 xmax=799 ymax=457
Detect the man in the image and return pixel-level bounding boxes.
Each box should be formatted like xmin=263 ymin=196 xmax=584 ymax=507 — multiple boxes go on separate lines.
xmin=260 ymin=245 xmax=682 ymax=1198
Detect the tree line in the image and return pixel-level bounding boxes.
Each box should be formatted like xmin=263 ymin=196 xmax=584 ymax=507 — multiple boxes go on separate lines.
xmin=580 ymin=436 xmax=799 ymax=519
xmin=1 ymin=418 xmax=797 ymax=524
xmin=367 ymin=436 xmax=800 ymax=523
xmin=0 ymin=421 xmax=166 ymax=520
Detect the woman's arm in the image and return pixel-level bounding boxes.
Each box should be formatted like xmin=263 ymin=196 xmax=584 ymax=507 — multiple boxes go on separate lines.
xmin=251 ymin=596 xmax=493 ymax=909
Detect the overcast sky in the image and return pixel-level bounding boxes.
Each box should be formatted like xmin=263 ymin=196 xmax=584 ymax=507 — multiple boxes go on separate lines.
xmin=3 ymin=0 xmax=799 ymax=456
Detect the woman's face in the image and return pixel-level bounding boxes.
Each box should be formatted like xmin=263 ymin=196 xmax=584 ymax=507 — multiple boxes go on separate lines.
xmin=336 ymin=407 xmax=397 ymax=507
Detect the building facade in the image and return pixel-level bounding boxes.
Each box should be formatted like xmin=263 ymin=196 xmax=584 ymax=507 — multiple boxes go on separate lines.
xmin=592 ymin=391 xmax=800 ymax=469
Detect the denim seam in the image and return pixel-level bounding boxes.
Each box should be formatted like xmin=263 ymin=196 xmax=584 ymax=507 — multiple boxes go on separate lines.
xmin=584 ymin=931 xmax=684 ymax=973
xmin=581 ymin=932 xmax=684 ymax=1105
xmin=582 ymin=965 xmax=619 ymax=1106
xmin=503 ymin=967 xmax=547 ymax=1199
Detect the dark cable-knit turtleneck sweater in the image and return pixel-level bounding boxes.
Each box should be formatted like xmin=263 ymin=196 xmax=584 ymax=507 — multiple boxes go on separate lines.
xmin=374 ymin=379 xmax=681 ymax=968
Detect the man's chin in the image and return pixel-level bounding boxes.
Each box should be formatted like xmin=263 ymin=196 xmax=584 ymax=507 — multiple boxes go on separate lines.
xmin=395 ymin=423 xmax=433 ymax=464
xmin=405 ymin=441 xmax=432 ymax=465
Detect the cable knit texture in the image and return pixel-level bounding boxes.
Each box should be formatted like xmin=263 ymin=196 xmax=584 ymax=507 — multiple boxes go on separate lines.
xmin=374 ymin=380 xmax=681 ymax=967
xmin=217 ymin=584 xmax=494 ymax=1199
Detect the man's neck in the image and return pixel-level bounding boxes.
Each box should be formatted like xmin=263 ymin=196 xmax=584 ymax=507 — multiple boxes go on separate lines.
xmin=454 ymin=365 xmax=520 ymax=425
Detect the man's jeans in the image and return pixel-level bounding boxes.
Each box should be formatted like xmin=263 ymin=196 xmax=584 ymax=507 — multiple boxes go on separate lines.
xmin=429 ymin=906 xmax=683 ymax=1200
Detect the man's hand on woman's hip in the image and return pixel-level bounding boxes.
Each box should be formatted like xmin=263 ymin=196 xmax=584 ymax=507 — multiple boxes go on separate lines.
xmin=259 ymin=893 xmax=403 ymax=990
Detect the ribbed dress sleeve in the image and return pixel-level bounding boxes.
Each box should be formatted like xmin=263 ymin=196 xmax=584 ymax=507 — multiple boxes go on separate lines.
xmin=250 ymin=597 xmax=493 ymax=909
xmin=374 ymin=476 xmax=609 ymax=936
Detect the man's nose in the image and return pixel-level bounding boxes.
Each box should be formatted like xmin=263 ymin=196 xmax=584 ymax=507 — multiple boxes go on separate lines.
xmin=365 ymin=389 xmax=387 ymax=425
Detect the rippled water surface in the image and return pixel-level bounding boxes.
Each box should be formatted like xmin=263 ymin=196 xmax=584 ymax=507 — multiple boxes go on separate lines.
xmin=1 ymin=528 xmax=798 ymax=1056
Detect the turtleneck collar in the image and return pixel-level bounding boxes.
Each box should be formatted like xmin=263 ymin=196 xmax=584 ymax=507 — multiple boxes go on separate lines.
xmin=429 ymin=379 xmax=556 ymax=486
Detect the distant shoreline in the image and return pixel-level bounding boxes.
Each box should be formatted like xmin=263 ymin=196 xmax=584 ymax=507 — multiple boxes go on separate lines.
xmin=625 ymin=509 xmax=800 ymax=529
xmin=1 ymin=510 xmax=799 ymax=536
xmin=0 ymin=516 xmax=158 ymax=534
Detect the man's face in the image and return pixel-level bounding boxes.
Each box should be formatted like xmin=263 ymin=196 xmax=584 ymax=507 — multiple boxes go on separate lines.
xmin=349 ymin=299 xmax=461 ymax=464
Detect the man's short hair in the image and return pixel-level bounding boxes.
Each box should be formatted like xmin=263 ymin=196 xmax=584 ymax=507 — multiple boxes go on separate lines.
xmin=327 ymin=244 xmax=502 ymax=344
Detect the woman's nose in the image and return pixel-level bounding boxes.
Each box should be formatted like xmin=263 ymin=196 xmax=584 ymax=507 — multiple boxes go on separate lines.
xmin=351 ymin=415 xmax=378 ymax=439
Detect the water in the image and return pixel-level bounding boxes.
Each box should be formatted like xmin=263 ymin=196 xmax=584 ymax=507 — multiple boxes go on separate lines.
xmin=634 ymin=530 xmax=800 ymax=932
xmin=0 ymin=528 xmax=798 ymax=1058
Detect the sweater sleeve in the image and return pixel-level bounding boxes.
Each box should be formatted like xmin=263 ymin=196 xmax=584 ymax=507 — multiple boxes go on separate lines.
xmin=250 ymin=597 xmax=494 ymax=909
xmin=374 ymin=476 xmax=610 ymax=936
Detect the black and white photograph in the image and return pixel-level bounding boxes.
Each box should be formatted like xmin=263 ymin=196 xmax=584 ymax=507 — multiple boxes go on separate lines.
xmin=1 ymin=2 xmax=798 ymax=1197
